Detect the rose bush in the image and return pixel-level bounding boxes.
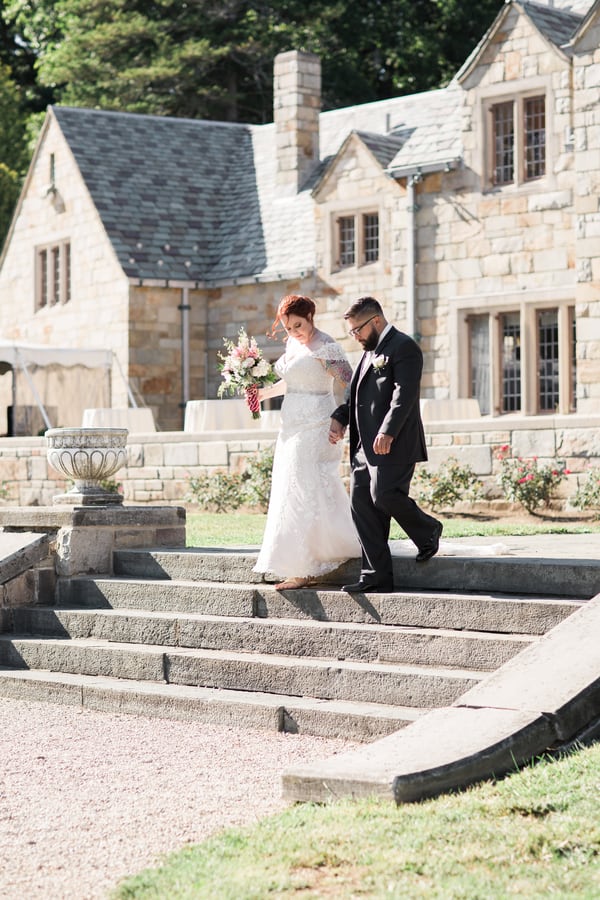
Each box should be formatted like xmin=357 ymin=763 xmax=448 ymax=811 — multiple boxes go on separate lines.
xmin=413 ymin=456 xmax=483 ymax=511
xmin=496 ymin=445 xmax=568 ymax=513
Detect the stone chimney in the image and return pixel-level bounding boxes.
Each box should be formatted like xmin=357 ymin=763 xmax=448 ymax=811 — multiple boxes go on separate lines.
xmin=274 ymin=50 xmax=321 ymax=193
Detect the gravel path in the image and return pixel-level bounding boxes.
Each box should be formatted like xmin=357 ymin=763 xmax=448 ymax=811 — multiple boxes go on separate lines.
xmin=0 ymin=698 xmax=356 ymax=899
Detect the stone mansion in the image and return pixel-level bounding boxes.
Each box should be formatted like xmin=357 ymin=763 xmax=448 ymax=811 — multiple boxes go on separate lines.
xmin=0 ymin=0 xmax=598 ymax=442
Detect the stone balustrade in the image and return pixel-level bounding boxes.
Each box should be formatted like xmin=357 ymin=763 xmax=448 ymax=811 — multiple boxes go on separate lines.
xmin=0 ymin=415 xmax=598 ymax=509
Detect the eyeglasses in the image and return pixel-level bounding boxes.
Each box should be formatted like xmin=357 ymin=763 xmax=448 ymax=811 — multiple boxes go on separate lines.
xmin=348 ymin=315 xmax=378 ymax=337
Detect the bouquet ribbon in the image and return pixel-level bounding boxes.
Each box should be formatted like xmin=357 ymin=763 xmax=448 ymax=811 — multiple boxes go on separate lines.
xmin=245 ymin=384 xmax=261 ymax=419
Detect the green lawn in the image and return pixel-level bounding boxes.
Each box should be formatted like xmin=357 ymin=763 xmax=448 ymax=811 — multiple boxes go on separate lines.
xmin=113 ymin=743 xmax=600 ymax=899
xmin=186 ymin=511 xmax=600 ymax=548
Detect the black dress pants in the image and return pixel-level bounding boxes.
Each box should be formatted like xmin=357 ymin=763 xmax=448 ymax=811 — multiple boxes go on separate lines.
xmin=350 ymin=447 xmax=439 ymax=583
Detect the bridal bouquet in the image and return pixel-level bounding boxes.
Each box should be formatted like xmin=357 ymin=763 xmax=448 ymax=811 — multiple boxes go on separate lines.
xmin=217 ymin=328 xmax=277 ymax=419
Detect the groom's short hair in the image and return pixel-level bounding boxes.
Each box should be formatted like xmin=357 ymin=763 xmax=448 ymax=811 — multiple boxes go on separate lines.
xmin=344 ymin=296 xmax=384 ymax=320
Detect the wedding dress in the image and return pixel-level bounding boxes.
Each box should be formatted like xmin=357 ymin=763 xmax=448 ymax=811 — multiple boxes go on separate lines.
xmin=253 ymin=335 xmax=361 ymax=580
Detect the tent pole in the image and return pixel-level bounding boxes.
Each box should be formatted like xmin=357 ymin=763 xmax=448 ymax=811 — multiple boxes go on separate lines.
xmin=17 ymin=353 xmax=53 ymax=430
xmin=113 ymin=352 xmax=138 ymax=408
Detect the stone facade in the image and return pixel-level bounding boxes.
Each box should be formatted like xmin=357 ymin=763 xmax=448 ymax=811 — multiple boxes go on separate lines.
xmin=573 ymin=14 xmax=600 ymax=411
xmin=0 ymin=2 xmax=598 ymax=446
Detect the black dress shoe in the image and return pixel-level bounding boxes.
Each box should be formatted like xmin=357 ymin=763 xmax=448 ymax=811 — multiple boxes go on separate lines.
xmin=415 ymin=521 xmax=443 ymax=562
xmin=341 ymin=580 xmax=393 ymax=594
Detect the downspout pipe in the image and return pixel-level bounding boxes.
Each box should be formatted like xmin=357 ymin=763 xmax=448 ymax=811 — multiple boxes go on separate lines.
xmin=406 ymin=173 xmax=421 ymax=341
xmin=179 ymin=287 xmax=191 ymax=428
xmin=385 ymin=158 xmax=460 ymax=342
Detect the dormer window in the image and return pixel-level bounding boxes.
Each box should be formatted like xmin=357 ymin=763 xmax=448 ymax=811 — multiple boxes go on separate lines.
xmin=335 ymin=212 xmax=379 ymax=269
xmin=489 ymin=94 xmax=545 ymax=187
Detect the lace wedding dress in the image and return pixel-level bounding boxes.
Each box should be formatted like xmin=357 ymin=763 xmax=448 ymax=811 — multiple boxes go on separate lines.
xmin=253 ymin=335 xmax=361 ymax=580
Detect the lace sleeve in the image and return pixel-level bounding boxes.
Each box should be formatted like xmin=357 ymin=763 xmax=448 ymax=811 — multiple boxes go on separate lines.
xmin=275 ymin=354 xmax=286 ymax=379
xmin=313 ymin=340 xmax=353 ymax=386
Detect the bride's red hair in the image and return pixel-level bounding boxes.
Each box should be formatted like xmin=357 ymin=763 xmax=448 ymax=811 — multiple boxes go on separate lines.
xmin=268 ymin=294 xmax=316 ymax=338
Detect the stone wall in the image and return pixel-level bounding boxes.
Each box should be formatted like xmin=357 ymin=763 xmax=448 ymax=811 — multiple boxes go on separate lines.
xmin=1 ymin=416 xmax=598 ymax=509
xmin=573 ymin=15 xmax=600 ymax=414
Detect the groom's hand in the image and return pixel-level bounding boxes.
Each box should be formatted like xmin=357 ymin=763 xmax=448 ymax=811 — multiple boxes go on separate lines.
xmin=329 ymin=420 xmax=345 ymax=444
xmin=373 ymin=433 xmax=393 ymax=455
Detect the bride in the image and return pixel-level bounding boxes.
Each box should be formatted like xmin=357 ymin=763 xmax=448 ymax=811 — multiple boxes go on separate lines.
xmin=253 ymin=294 xmax=360 ymax=590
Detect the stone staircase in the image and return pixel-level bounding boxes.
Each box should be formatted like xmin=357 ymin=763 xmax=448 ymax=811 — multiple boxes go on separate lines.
xmin=0 ymin=547 xmax=587 ymax=741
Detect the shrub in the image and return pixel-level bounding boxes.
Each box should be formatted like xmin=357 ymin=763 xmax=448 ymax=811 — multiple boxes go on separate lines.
xmin=100 ymin=478 xmax=122 ymax=494
xmin=496 ymin=445 xmax=568 ymax=513
xmin=571 ymin=467 xmax=600 ymax=517
xmin=242 ymin=445 xmax=274 ymax=511
xmin=413 ymin=456 xmax=483 ymax=511
xmin=186 ymin=471 xmax=246 ymax=513
xmin=186 ymin=444 xmax=275 ymax=513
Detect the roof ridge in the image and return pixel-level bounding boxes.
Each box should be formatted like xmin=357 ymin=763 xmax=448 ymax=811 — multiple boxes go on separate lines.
xmin=51 ymin=105 xmax=251 ymax=131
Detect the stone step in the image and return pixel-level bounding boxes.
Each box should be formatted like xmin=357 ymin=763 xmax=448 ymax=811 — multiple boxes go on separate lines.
xmin=0 ymin=636 xmax=484 ymax=707
xmin=8 ymin=607 xmax=536 ymax=671
xmin=0 ymin=668 xmax=424 ymax=741
xmin=57 ymin=577 xmax=582 ymax=634
xmin=113 ymin=548 xmax=599 ymax=599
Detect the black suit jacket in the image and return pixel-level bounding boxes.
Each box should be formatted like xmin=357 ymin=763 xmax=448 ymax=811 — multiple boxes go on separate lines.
xmin=332 ymin=326 xmax=428 ymax=467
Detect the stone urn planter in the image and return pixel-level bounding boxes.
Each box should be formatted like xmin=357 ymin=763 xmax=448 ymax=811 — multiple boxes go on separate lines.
xmin=46 ymin=427 xmax=128 ymax=505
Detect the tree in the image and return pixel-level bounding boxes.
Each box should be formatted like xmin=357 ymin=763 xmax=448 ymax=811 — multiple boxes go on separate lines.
xmin=2 ymin=0 xmax=502 ymax=123
xmin=0 ymin=61 xmax=27 ymax=244
xmin=1 ymin=0 xmax=57 ymax=115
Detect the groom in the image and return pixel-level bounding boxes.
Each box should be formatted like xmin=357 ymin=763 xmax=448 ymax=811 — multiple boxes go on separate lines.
xmin=329 ymin=296 xmax=442 ymax=593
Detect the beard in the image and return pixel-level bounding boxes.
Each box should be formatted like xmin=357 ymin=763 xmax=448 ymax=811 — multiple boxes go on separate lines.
xmin=361 ymin=330 xmax=379 ymax=352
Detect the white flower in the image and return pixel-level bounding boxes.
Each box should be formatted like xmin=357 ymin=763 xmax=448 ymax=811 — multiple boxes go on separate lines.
xmin=372 ymin=355 xmax=388 ymax=371
xmin=254 ymin=359 xmax=270 ymax=377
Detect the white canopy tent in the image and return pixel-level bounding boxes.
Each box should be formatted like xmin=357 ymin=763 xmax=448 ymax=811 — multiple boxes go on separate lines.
xmin=0 ymin=342 xmax=136 ymax=435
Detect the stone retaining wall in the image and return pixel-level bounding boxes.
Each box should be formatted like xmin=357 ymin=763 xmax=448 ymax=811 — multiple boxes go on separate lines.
xmin=0 ymin=415 xmax=599 ymax=509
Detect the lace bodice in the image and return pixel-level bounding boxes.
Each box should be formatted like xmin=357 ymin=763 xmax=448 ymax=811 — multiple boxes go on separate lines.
xmin=275 ymin=336 xmax=352 ymax=394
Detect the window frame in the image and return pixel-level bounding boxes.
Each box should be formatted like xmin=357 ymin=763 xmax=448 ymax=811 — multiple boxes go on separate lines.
xmin=333 ymin=209 xmax=380 ymax=271
xmin=462 ymin=297 xmax=576 ymax=416
xmin=35 ymin=240 xmax=71 ymax=311
xmin=482 ymin=83 xmax=550 ymax=191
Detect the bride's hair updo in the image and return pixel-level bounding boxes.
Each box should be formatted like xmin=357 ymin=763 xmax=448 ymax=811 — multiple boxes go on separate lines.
xmin=269 ymin=294 xmax=316 ymax=337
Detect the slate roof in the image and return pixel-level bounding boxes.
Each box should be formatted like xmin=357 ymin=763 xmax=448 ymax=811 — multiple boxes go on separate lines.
xmin=319 ymin=86 xmax=464 ymax=176
xmin=54 ymin=90 xmax=462 ymax=284
xmin=522 ymin=1 xmax=583 ymax=45
xmin=354 ymin=131 xmax=407 ymax=168
xmin=53 ymin=106 xmax=268 ymax=283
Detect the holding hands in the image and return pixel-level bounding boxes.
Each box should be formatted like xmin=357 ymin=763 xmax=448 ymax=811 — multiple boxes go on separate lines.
xmin=328 ymin=420 xmax=345 ymax=444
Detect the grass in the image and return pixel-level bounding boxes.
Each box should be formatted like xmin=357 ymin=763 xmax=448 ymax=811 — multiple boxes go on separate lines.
xmin=186 ymin=511 xmax=600 ymax=547
xmin=113 ymin=743 xmax=600 ymax=899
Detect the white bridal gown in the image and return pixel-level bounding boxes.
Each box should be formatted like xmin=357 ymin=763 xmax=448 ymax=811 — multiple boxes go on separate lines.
xmin=253 ymin=336 xmax=361 ymax=580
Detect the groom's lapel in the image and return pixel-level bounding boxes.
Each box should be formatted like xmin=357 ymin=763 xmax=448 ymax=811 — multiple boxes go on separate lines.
xmin=355 ymin=351 xmax=371 ymax=388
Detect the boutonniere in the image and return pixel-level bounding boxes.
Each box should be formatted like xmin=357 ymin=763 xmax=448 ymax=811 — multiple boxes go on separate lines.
xmin=372 ymin=355 xmax=388 ymax=371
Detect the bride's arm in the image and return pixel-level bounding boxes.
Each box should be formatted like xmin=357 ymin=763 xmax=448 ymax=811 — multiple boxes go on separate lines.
xmin=258 ymin=380 xmax=286 ymax=402
xmin=318 ymin=350 xmax=353 ymax=406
